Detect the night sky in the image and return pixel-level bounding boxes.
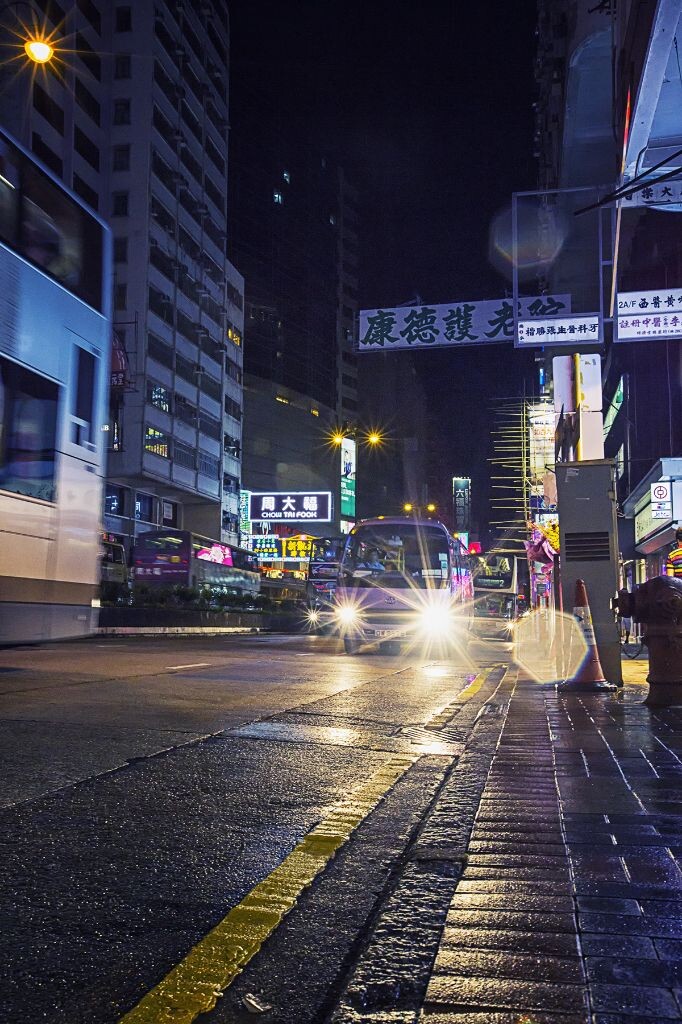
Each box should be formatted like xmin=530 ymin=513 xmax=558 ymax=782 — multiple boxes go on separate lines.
xmin=230 ymin=1 xmax=539 ymax=535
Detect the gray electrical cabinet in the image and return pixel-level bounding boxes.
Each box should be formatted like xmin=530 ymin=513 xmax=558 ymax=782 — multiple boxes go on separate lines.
xmin=556 ymin=459 xmax=623 ymax=686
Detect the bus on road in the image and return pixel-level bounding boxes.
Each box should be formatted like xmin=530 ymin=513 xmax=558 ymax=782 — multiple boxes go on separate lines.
xmin=471 ymin=550 xmax=530 ymax=639
xmin=334 ymin=516 xmax=472 ymax=654
xmin=0 ymin=128 xmax=111 ymax=644
xmin=133 ymin=528 xmax=260 ymax=598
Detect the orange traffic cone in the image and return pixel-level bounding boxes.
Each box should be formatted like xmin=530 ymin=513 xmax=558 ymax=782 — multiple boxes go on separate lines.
xmin=557 ymin=579 xmax=616 ymax=692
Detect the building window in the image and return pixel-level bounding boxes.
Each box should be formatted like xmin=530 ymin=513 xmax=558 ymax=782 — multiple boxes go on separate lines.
xmin=33 ymin=82 xmax=64 ymax=133
xmin=72 ymin=346 xmax=97 ymax=448
xmin=105 ymin=486 xmax=125 ymax=517
xmin=113 ymin=99 xmax=131 ymax=125
xmin=73 ymin=173 xmax=98 ymax=211
xmin=144 ymin=427 xmax=169 ymax=459
xmin=114 ymin=54 xmax=131 ymax=78
xmin=273 ymin=189 xmax=283 ymax=205
xmin=112 ymin=144 xmax=130 ymax=171
xmin=31 ymin=134 xmax=62 ymax=176
xmin=75 ymin=31 xmax=101 ymax=80
xmin=198 ymin=450 xmax=219 ymax=477
xmin=77 ymin=0 xmax=101 ymax=33
xmin=135 ymin=491 xmax=155 ymax=521
xmin=0 ymin=356 xmax=58 ymax=502
xmin=114 ymin=283 xmax=127 ymax=309
xmin=146 ymin=380 xmax=171 ymax=412
xmin=224 ymin=395 xmax=241 ymax=421
xmin=75 ymin=78 xmax=100 ymax=126
xmin=74 ymin=125 xmax=100 ymax=171
xmin=115 ymin=6 xmax=132 ymax=32
xmin=113 ymin=237 xmax=127 ymax=263
xmin=112 ymin=191 xmax=129 ymax=216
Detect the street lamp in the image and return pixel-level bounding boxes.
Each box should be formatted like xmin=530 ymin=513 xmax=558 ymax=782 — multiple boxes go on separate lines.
xmin=1 ymin=2 xmax=58 ymax=67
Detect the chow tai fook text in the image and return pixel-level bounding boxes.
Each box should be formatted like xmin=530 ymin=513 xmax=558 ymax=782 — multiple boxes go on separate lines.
xmin=248 ymin=491 xmax=332 ymax=522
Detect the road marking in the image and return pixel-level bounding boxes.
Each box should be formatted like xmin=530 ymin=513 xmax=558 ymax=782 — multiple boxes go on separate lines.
xmin=165 ymin=662 xmax=211 ymax=671
xmin=426 ymin=668 xmax=493 ymax=729
xmin=117 ymin=753 xmax=418 ymax=1024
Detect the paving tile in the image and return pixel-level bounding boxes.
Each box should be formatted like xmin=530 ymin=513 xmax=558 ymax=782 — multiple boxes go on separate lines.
xmin=422 ymin=1013 xmax=589 ymax=1024
xmin=450 ymin=893 xmax=574 ymax=914
xmin=579 ymin=934 xmax=657 ymax=959
xmin=461 ymin=867 xmax=574 ymax=882
xmin=592 ymin=1015 xmax=674 ymax=1024
xmin=639 ymin=898 xmax=682 ymax=918
xmin=590 ymin=981 xmax=679 ymax=1017
xmin=654 ymin=938 xmax=682 ymax=960
xmin=433 ymin=947 xmax=583 ymax=984
xmin=466 ymin=854 xmax=569 ymax=869
xmin=585 ymin=955 xmax=682 ymax=986
xmin=456 ymin=879 xmax=573 ymax=896
xmin=579 ymin=911 xmax=682 ymax=938
xmin=439 ymin=927 xmax=579 ymax=958
xmin=468 ymin=842 xmax=566 ymax=857
xmin=446 ymin=909 xmax=576 ymax=933
xmin=575 ymin=897 xmax=641 ymax=915
xmin=425 ymin=974 xmax=588 ymax=1014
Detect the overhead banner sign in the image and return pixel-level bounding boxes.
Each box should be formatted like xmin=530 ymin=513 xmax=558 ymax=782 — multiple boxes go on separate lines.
xmin=248 ymin=491 xmax=332 ymax=522
xmin=358 ymin=295 xmax=570 ymax=352
xmin=616 ymin=288 xmax=682 ymax=341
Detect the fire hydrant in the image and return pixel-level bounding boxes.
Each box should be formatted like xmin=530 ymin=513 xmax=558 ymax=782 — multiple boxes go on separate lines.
xmin=614 ymin=576 xmax=682 ymax=705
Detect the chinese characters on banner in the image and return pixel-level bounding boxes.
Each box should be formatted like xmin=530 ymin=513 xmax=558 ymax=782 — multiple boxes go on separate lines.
xmin=358 ymin=295 xmax=570 ymax=352
xmin=251 ymin=536 xmax=314 ymax=561
xmin=619 ymin=178 xmax=682 ymax=209
xmin=517 ymin=315 xmax=600 ymax=346
xmin=248 ymin=491 xmax=332 ymax=522
xmin=616 ymin=289 xmax=682 ymax=341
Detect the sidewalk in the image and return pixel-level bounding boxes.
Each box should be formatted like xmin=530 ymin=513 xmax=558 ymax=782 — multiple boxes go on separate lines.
xmin=421 ymin=657 xmax=682 ymax=1023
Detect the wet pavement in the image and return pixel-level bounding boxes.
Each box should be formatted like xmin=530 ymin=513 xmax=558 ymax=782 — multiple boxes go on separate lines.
xmin=4 ymin=635 xmax=682 ymax=1022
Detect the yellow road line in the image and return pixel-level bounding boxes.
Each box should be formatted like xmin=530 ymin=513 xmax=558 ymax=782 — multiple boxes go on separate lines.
xmin=117 ymin=754 xmax=418 ymax=1024
xmin=427 ymin=668 xmax=493 ymax=729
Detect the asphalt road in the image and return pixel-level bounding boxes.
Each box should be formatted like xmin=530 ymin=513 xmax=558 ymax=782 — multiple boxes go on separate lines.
xmin=0 ymin=632 xmax=511 ymax=1023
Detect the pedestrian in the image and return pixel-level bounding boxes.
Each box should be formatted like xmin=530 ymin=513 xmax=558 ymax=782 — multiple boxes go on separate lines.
xmin=621 ymin=615 xmax=632 ymax=645
xmin=665 ymin=527 xmax=682 ymax=578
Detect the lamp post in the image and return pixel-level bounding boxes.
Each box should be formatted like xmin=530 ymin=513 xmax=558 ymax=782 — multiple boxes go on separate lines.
xmin=329 ymin=422 xmax=386 ymax=530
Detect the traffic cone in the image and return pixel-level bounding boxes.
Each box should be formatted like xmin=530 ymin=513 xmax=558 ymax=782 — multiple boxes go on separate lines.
xmin=557 ymin=579 xmax=616 ymax=692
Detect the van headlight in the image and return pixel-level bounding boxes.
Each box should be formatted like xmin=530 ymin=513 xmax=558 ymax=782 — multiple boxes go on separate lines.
xmin=418 ymin=602 xmax=454 ymax=637
xmin=335 ymin=604 xmax=361 ymax=626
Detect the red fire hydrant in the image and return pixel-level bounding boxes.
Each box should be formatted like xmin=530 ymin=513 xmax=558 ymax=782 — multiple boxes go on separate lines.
xmin=614 ymin=576 xmax=682 ymax=706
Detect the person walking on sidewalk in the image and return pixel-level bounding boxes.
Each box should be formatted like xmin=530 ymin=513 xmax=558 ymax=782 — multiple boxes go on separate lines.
xmin=621 ymin=615 xmax=632 ymax=645
xmin=665 ymin=527 xmax=682 ymax=578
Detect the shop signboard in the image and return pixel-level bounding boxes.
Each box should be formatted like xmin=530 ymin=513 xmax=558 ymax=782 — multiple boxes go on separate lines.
xmin=358 ymin=295 xmax=570 ymax=352
xmin=452 ymin=477 xmax=471 ymax=533
xmin=516 ymin=314 xmax=600 ymax=347
xmin=616 ymin=288 xmax=682 ymax=341
xmin=239 ymin=490 xmax=252 ymax=548
xmin=251 ymin=535 xmax=314 ymax=562
xmin=650 ymin=481 xmax=672 ymax=521
xmin=248 ymin=491 xmax=332 ymax=522
xmin=340 ymin=437 xmax=356 ymax=518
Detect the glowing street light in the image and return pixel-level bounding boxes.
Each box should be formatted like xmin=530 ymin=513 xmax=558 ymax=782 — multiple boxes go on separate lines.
xmin=367 ymin=431 xmax=382 ymax=446
xmin=24 ymin=37 xmax=53 ymax=62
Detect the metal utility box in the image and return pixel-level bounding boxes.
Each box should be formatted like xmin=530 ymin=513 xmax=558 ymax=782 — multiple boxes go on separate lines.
xmin=556 ymin=459 xmax=623 ymax=685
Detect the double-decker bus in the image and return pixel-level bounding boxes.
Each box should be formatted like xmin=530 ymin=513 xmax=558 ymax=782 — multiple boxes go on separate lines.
xmin=0 ymin=129 xmax=111 ymax=644
xmin=471 ymin=550 xmax=530 ymax=639
xmin=334 ymin=516 xmax=472 ymax=654
xmin=133 ymin=528 xmax=260 ymax=598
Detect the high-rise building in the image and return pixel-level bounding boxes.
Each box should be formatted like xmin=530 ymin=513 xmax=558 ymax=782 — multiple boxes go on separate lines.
xmin=227 ymin=75 xmax=359 ymax=535
xmin=1 ymin=1 xmax=244 ymax=553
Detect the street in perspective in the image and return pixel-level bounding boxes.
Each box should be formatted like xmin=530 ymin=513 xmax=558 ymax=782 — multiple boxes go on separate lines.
xmin=2 ymin=0 xmax=682 ymax=1022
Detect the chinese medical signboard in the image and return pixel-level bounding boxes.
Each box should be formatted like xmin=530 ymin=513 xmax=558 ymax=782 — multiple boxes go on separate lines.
xmin=248 ymin=491 xmax=332 ymax=522
xmin=616 ymin=289 xmax=682 ymax=341
xmin=358 ymin=296 xmax=570 ymax=352
xmin=251 ymin=535 xmax=314 ymax=561
xmin=340 ymin=437 xmax=356 ymax=519
xmin=516 ymin=314 xmax=600 ymax=347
